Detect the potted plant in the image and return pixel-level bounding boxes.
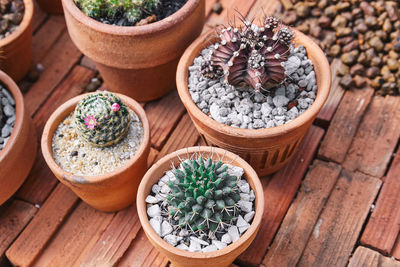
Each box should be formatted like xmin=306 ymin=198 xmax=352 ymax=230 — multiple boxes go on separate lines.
xmin=177 ymin=16 xmax=331 ymax=176
xmin=0 ymin=70 xmax=37 ymax=205
xmin=137 ymin=146 xmax=264 ymax=267
xmin=41 ymin=91 xmax=150 ymax=212
xmin=61 ymin=0 xmax=205 ymax=101
xmin=37 ymin=0 xmax=63 ymax=15
xmin=0 ymin=0 xmax=33 ymax=82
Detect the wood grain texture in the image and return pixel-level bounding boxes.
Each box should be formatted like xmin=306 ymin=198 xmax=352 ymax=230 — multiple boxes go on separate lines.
xmin=16 ymin=66 xmax=95 ymax=205
xmin=145 ymin=90 xmax=185 ymax=149
xmin=297 ymin=170 xmax=382 ymax=267
xmin=237 ymin=125 xmax=325 ymax=267
xmin=263 ymin=160 xmax=342 ymax=267
xmin=6 ymin=184 xmax=78 ymax=267
xmin=32 ymin=0 xmax=47 ymax=32
xmin=343 ymin=96 xmax=400 ymax=177
xmin=0 ymin=200 xmax=37 ymax=256
xmin=361 ymin=153 xmax=400 ymax=254
xmin=348 ymin=246 xmax=400 ymax=267
xmin=25 ymin=31 xmax=82 ymax=117
xmin=318 ymin=87 xmax=374 ymax=163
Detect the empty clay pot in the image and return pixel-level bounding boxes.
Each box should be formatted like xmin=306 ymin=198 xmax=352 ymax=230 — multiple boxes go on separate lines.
xmin=0 ymin=0 xmax=33 ymax=82
xmin=176 ymin=29 xmax=331 ymax=177
xmin=36 ymin=0 xmax=63 ymax=15
xmin=137 ymin=146 xmax=264 ymax=267
xmin=0 ymin=70 xmax=37 ymax=205
xmin=41 ymin=93 xmax=150 ymax=212
xmin=62 ymin=0 xmax=205 ymax=102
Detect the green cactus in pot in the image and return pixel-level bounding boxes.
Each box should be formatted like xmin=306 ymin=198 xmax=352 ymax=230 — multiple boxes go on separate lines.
xmin=74 ymin=91 xmax=130 ymax=147
xmin=166 ymin=156 xmax=242 ymax=235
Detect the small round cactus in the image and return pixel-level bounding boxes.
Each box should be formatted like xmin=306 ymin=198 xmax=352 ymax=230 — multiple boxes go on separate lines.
xmin=74 ymin=91 xmax=131 ymax=147
xmin=73 ymin=0 xmax=160 ymax=24
xmin=166 ymin=157 xmax=241 ymax=235
xmin=201 ymin=16 xmax=294 ymax=92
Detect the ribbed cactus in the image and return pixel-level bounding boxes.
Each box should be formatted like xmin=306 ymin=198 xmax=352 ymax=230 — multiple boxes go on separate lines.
xmin=166 ymin=157 xmax=241 ymax=234
xmin=73 ymin=0 xmax=160 ymax=23
xmin=202 ymin=16 xmax=294 ymax=92
xmin=74 ymin=91 xmax=130 ymax=147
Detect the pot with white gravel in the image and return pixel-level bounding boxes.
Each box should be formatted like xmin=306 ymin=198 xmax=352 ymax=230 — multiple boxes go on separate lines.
xmin=177 ymin=16 xmax=331 ymax=176
xmin=137 ymin=146 xmax=264 ymax=267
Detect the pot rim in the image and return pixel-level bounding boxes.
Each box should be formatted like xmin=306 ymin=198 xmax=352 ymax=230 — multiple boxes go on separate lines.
xmin=137 ymin=146 xmax=264 ymax=259
xmin=176 ymin=28 xmax=331 ymax=139
xmin=41 ymin=92 xmax=150 ymax=184
xmin=0 ymin=0 xmax=33 ymax=46
xmin=0 ymin=70 xmax=24 ymax=161
xmin=61 ymin=0 xmax=201 ymax=36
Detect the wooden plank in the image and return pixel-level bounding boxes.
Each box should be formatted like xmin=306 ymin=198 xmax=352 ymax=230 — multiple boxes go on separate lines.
xmin=80 ymin=204 xmax=142 ymax=266
xmin=25 ymin=31 xmax=82 ymax=117
xmin=318 ymin=87 xmax=374 ymax=163
xmin=348 ymin=246 xmax=400 ymax=267
xmin=361 ymin=153 xmax=400 ymax=254
xmin=156 ymin=114 xmax=200 ymax=161
xmin=315 ymin=59 xmax=346 ymax=125
xmin=343 ymin=96 xmax=400 ymax=177
xmin=0 ymin=200 xmax=37 ymax=257
xmin=16 ymin=66 xmax=95 ymax=205
xmin=393 ymin=237 xmax=400 ymax=260
xmin=262 ymin=160 xmax=342 ymax=267
xmin=148 ymin=147 xmax=159 ymax=166
xmin=6 ymin=184 xmax=78 ymax=267
xmin=32 ymin=202 xmax=114 ymax=267
xmin=297 ymin=170 xmax=382 ymax=267
xmin=145 ymin=90 xmax=185 ymax=150
xmin=32 ymin=0 xmax=48 ymax=32
xmin=237 ymin=125 xmax=325 ymax=267
xmin=32 ymin=16 xmax=66 ymax=63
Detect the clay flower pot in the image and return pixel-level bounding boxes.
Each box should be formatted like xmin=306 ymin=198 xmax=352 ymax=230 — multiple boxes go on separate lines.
xmin=137 ymin=146 xmax=264 ymax=267
xmin=61 ymin=0 xmax=205 ymax=102
xmin=0 ymin=0 xmax=33 ymax=82
xmin=41 ymin=93 xmax=150 ymax=212
xmin=0 ymin=70 xmax=37 ymax=205
xmin=176 ymin=29 xmax=331 ymax=176
xmin=36 ymin=0 xmax=63 ymax=15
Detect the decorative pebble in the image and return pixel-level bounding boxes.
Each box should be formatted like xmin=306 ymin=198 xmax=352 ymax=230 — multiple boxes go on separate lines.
xmin=227 ymin=226 xmax=240 ymax=242
xmin=237 ymin=215 xmax=251 ymax=234
xmin=238 ymin=200 xmax=253 ymax=213
xmin=221 ymin=233 xmax=232 ymax=244
xmin=145 ymin=195 xmax=159 ymax=204
xmin=202 ymin=244 xmax=218 ymax=252
xmin=176 ymin=243 xmax=189 ymax=251
xmin=161 ymin=221 xmax=173 ymax=237
xmin=190 ymin=236 xmax=209 ymax=246
xmin=189 ymin=239 xmax=202 ymax=252
xmin=149 ymin=218 xmax=161 ymax=236
xmin=147 ymin=204 xmax=161 ymax=217
xmin=244 ymin=211 xmax=255 ymax=223
xmin=164 ymin=234 xmax=179 ymax=246
xmin=212 ymin=240 xmax=227 ymax=250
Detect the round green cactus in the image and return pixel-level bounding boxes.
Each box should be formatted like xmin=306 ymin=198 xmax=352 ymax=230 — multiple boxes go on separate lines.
xmin=74 ymin=91 xmax=131 ymax=147
xmin=166 ymin=157 xmax=241 ymax=234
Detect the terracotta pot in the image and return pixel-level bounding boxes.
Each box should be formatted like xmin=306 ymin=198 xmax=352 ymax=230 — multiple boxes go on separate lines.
xmin=0 ymin=71 xmax=37 ymax=205
xmin=176 ymin=29 xmax=331 ymax=177
xmin=41 ymin=93 xmax=150 ymax=212
xmin=137 ymin=146 xmax=264 ymax=267
xmin=36 ymin=0 xmax=63 ymax=15
xmin=0 ymin=0 xmax=33 ymax=82
xmin=61 ymin=0 xmax=205 ymax=102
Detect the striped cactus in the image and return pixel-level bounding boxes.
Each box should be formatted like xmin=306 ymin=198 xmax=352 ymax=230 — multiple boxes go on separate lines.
xmin=74 ymin=91 xmax=131 ymax=147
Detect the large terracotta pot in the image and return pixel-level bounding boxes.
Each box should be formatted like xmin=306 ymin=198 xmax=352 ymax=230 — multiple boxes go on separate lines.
xmin=137 ymin=146 xmax=264 ymax=267
xmin=36 ymin=0 xmax=63 ymax=15
xmin=41 ymin=93 xmax=150 ymax=212
xmin=176 ymin=29 xmax=331 ymax=177
xmin=0 ymin=70 xmax=37 ymax=205
xmin=0 ymin=0 xmax=33 ymax=82
xmin=62 ymin=0 xmax=205 ymax=102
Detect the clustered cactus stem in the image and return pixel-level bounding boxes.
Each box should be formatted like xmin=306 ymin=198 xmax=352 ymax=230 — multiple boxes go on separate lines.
xmin=202 ymin=16 xmax=294 ymax=92
xmin=165 ymin=156 xmax=241 ymax=237
xmin=74 ymin=91 xmax=131 ymax=147
xmin=73 ymin=0 xmax=160 ymax=24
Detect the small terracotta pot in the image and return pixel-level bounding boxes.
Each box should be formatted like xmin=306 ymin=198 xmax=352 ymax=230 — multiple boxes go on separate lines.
xmin=0 ymin=70 xmax=37 ymax=205
xmin=36 ymin=0 xmax=63 ymax=15
xmin=0 ymin=0 xmax=33 ymax=82
xmin=177 ymin=29 xmax=331 ymax=176
xmin=62 ymin=0 xmax=205 ymax=102
xmin=137 ymin=146 xmax=264 ymax=267
xmin=41 ymin=93 xmax=150 ymax=212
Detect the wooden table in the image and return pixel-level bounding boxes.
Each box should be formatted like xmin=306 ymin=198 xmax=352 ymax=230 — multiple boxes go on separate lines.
xmin=1 ymin=0 xmax=400 ymax=266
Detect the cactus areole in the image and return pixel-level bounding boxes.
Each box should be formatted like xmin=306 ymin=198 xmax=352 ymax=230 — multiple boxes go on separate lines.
xmin=166 ymin=156 xmax=243 ymax=236
xmin=74 ymin=91 xmax=131 ymax=147
xmin=201 ymin=16 xmax=294 ymax=92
